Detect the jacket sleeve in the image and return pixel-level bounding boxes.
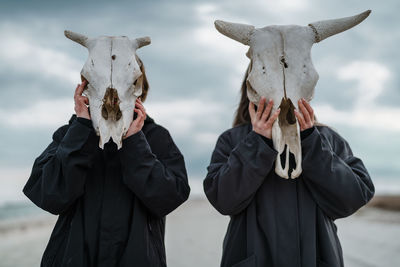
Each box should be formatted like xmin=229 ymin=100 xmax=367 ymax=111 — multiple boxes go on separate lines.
xmin=118 ymin=128 xmax=190 ymax=218
xmin=301 ymin=126 xmax=375 ymax=220
xmin=203 ymin=130 xmax=278 ymax=216
xmin=23 ymin=117 xmax=98 ymax=215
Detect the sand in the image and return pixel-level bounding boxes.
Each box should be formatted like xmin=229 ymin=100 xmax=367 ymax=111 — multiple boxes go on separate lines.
xmin=1 ymin=198 xmax=399 ymax=267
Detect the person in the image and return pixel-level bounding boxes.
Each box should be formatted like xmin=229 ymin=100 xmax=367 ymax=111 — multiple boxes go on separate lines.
xmin=23 ymin=69 xmax=190 ymax=266
xmin=203 ymin=75 xmax=375 ymax=267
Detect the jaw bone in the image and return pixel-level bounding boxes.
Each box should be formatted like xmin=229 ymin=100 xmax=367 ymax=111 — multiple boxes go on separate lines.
xmin=272 ymin=118 xmax=302 ymax=179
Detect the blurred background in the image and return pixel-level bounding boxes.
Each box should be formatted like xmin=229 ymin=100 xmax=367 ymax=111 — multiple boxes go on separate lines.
xmin=0 ymin=0 xmax=399 ymax=266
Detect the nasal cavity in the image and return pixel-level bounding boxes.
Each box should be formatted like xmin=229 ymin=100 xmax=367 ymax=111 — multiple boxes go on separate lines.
xmin=102 ymin=88 xmax=122 ymax=121
xmin=278 ymin=97 xmax=296 ymax=125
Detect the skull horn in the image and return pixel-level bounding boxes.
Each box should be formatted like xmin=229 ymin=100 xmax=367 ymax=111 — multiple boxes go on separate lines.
xmin=64 ymin=30 xmax=91 ymax=48
xmin=309 ymin=10 xmax=371 ymax=43
xmin=214 ymin=20 xmax=255 ymax=45
xmin=134 ymin=37 xmax=151 ymax=49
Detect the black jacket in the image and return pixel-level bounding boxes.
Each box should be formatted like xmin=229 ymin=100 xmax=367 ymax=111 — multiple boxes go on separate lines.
xmin=204 ymin=124 xmax=374 ymax=267
xmin=23 ymin=114 xmax=190 ymax=267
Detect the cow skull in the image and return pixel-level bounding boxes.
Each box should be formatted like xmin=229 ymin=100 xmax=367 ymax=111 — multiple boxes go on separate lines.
xmin=215 ymin=10 xmax=371 ymax=178
xmin=65 ymin=31 xmax=151 ymax=149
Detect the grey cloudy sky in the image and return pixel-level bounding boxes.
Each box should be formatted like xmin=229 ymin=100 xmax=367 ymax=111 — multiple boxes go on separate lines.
xmin=0 ymin=0 xmax=399 ymax=202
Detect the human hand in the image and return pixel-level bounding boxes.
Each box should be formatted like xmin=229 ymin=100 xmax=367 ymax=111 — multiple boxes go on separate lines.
xmin=294 ymin=98 xmax=314 ymax=131
xmin=74 ymin=80 xmax=90 ymax=120
xmin=249 ymin=97 xmax=280 ymax=139
xmin=123 ymin=98 xmax=146 ymax=139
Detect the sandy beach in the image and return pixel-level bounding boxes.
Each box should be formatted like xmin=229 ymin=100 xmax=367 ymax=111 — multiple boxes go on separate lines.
xmin=1 ymin=197 xmax=399 ymax=267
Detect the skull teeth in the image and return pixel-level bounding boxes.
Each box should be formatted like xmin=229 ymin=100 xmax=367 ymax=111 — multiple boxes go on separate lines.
xmin=272 ymin=119 xmax=302 ymax=179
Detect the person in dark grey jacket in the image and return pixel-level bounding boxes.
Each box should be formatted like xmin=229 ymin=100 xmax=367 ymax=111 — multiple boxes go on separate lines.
xmin=203 ymin=79 xmax=374 ymax=267
xmin=23 ymin=76 xmax=190 ymax=266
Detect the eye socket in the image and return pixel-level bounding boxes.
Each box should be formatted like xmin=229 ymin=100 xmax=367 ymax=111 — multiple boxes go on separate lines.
xmin=133 ymin=74 xmax=143 ymax=87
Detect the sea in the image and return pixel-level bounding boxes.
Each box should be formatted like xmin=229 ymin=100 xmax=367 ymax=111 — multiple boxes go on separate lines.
xmin=0 ymin=173 xmax=399 ymax=222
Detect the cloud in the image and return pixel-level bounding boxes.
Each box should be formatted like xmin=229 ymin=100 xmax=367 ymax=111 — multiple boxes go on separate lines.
xmin=0 ymin=98 xmax=73 ymax=128
xmin=337 ymin=61 xmax=391 ymax=107
xmin=315 ymin=104 xmax=400 ymax=132
xmin=252 ymin=0 xmax=310 ymax=12
xmin=315 ymin=60 xmax=400 ymax=132
xmin=192 ymin=3 xmax=249 ymax=89
xmin=0 ymin=25 xmax=81 ymax=85
xmin=146 ymin=98 xmax=224 ymax=140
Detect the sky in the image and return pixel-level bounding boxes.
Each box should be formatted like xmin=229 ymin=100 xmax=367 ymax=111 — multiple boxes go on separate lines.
xmin=0 ymin=0 xmax=399 ymax=203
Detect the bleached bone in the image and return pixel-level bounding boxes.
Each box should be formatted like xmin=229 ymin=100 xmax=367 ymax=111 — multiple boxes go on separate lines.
xmin=215 ymin=10 xmax=371 ymax=178
xmin=65 ymin=30 xmax=151 ymax=149
xmin=309 ymin=10 xmax=371 ymax=42
xmin=64 ymin=30 xmax=91 ymax=48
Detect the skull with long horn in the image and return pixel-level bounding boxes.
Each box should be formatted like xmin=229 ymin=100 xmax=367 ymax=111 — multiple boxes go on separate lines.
xmin=215 ymin=10 xmax=371 ymax=178
xmin=65 ymin=31 xmax=151 ymax=149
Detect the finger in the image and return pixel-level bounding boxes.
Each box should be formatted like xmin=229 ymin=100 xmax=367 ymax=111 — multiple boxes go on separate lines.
xmin=128 ymin=119 xmax=134 ymax=128
xmin=135 ymin=99 xmax=146 ymax=114
xmin=298 ymin=100 xmax=311 ymax=123
xmin=74 ymin=84 xmax=80 ymax=97
xmin=295 ymin=110 xmax=306 ymax=129
xmin=139 ymin=112 xmax=146 ymax=123
xmin=134 ymin=108 xmax=143 ymax=121
xmin=266 ymin=108 xmax=280 ymax=128
xmin=75 ymin=84 xmax=84 ymax=97
xmin=75 ymin=82 xmax=86 ymax=97
xmin=256 ymin=97 xmax=266 ymax=120
xmin=134 ymin=108 xmax=142 ymax=116
xmin=136 ymin=108 xmax=146 ymax=124
xmin=261 ymin=99 xmax=273 ymax=121
xmin=82 ymin=96 xmax=89 ymax=105
xmin=135 ymin=98 xmax=144 ymax=108
xmin=135 ymin=102 xmax=144 ymax=111
xmin=302 ymin=98 xmax=314 ymax=121
xmin=249 ymin=102 xmax=256 ymax=120
xmin=135 ymin=102 xmax=146 ymax=120
xmin=138 ymin=107 xmax=145 ymax=120
xmin=77 ymin=95 xmax=89 ymax=103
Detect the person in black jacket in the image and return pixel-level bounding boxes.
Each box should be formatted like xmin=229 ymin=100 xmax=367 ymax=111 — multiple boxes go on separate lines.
xmin=23 ymin=74 xmax=190 ymax=266
xmin=203 ymin=77 xmax=375 ymax=267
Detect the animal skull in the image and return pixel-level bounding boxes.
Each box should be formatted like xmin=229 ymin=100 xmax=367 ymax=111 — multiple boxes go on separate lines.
xmin=64 ymin=31 xmax=151 ymax=149
xmin=215 ymin=10 xmax=371 ymax=178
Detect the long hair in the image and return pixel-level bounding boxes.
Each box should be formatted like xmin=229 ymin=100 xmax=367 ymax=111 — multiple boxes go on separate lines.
xmin=232 ymin=63 xmax=325 ymax=128
xmin=233 ymin=64 xmax=251 ymax=127
xmin=135 ymin=55 xmax=150 ymax=102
